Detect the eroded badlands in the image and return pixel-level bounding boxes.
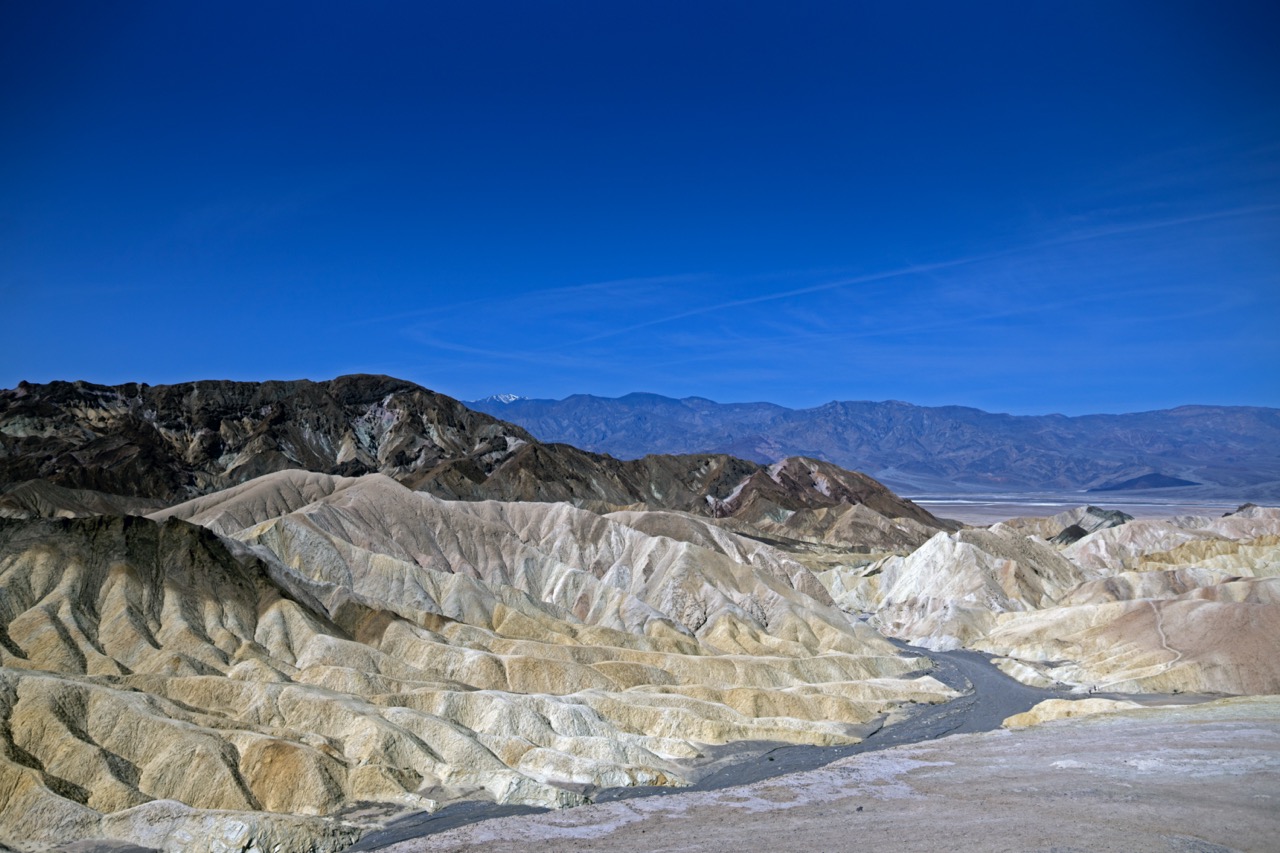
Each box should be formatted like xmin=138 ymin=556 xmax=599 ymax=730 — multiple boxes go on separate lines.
xmin=1 ymin=378 xmax=1277 ymax=852
xmin=1 ymin=472 xmax=955 ymax=851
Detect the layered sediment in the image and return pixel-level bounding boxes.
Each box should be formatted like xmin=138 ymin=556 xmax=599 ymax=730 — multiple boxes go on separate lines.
xmin=0 ymin=472 xmax=953 ymax=851
xmin=820 ymin=504 xmax=1280 ymax=694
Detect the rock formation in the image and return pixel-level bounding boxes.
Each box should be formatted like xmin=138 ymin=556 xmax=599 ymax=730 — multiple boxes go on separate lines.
xmin=0 ymin=377 xmax=948 ymax=552
xmin=1001 ymin=696 xmax=1143 ymax=727
xmin=0 ymin=471 xmax=953 ymax=851
xmin=820 ymin=504 xmax=1280 ymax=694
xmin=997 ymin=504 xmax=1129 ymax=540
xmin=824 ymin=525 xmax=1087 ymax=650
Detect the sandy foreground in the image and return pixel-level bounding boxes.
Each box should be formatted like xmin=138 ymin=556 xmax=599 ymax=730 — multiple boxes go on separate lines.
xmin=378 ymin=697 xmax=1280 ymax=853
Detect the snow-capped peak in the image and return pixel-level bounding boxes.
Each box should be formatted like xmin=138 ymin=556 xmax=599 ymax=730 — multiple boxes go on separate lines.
xmin=473 ymin=393 xmax=527 ymax=404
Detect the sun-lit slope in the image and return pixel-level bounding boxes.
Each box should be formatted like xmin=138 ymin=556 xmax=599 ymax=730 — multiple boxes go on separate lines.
xmin=818 ymin=505 xmax=1280 ymax=694
xmin=1000 ymin=505 xmax=1132 ymax=544
xmin=161 ymin=470 xmax=951 ymax=738
xmin=602 ymin=508 xmax=833 ymax=601
xmin=419 ymin=448 xmax=950 ymax=552
xmin=0 ymin=472 xmax=952 ymax=851
xmin=0 ymin=515 xmax=377 ymax=850
xmin=149 ymin=469 xmax=356 ymax=534
xmin=158 ymin=470 xmax=921 ymax=660
xmin=978 ymin=577 xmax=1280 ymax=693
xmin=974 ymin=506 xmax=1280 ymax=693
xmin=820 ymin=525 xmax=1087 ymax=650
xmin=1062 ymin=506 xmax=1280 ymax=571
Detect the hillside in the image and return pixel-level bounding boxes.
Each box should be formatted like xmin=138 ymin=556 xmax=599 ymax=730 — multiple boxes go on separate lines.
xmin=0 ymin=377 xmax=946 ymax=549
xmin=0 ymin=471 xmax=954 ymax=851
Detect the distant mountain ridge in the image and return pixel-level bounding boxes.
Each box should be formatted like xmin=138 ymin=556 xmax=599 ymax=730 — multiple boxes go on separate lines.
xmin=469 ymin=393 xmax=1280 ymax=498
xmin=474 ymin=393 xmax=529 ymax=404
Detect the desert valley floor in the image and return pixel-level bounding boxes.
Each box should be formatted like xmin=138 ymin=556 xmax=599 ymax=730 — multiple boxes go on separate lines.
xmin=370 ymin=697 xmax=1280 ymax=853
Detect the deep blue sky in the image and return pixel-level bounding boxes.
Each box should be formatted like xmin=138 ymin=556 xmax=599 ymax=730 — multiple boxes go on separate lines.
xmin=3 ymin=1 xmax=1278 ymax=414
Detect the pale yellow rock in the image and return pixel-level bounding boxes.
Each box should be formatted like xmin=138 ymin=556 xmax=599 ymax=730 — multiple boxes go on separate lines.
xmin=867 ymin=527 xmax=1088 ymax=649
xmin=1063 ymin=509 xmax=1280 ymax=573
xmin=8 ymin=474 xmax=1271 ymax=852
xmin=998 ymin=505 xmax=1131 ymax=541
xmin=97 ymin=799 xmax=361 ymax=853
xmin=1002 ymin=697 xmax=1143 ymax=728
xmin=1137 ymin=534 xmax=1280 ymax=577
xmin=977 ymin=577 xmax=1280 ymax=694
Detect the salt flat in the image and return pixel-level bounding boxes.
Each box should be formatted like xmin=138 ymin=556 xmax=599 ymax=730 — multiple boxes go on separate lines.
xmin=915 ymin=496 xmax=1242 ymax=527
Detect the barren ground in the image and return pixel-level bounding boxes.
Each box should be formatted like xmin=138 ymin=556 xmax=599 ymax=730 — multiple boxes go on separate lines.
xmin=375 ymin=697 xmax=1280 ymax=853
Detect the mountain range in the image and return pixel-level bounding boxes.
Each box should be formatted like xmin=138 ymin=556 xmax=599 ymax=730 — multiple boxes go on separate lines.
xmin=3 ymin=374 xmax=1279 ymax=852
xmin=469 ymin=393 xmax=1280 ymax=498
xmin=0 ymin=376 xmax=947 ymax=551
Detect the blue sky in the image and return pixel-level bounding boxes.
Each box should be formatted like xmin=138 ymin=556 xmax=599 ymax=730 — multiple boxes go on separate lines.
xmin=2 ymin=1 xmax=1277 ymax=414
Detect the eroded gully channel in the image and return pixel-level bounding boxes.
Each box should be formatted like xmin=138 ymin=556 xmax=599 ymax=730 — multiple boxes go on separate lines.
xmin=346 ymin=640 xmax=1080 ymax=851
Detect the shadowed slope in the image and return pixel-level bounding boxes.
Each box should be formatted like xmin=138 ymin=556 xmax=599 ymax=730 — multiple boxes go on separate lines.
xmin=0 ymin=376 xmax=530 ymax=503
xmin=0 ymin=481 xmax=166 ymax=520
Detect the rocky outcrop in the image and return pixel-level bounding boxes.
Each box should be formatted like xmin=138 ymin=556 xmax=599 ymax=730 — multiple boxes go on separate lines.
xmin=0 ymin=480 xmax=165 ymax=520
xmin=1001 ymin=697 xmax=1143 ymax=727
xmin=821 ymin=524 xmax=1088 ymax=650
xmin=0 ymin=376 xmax=534 ymax=502
xmin=999 ymin=504 xmax=1133 ymax=541
xmin=980 ymin=578 xmax=1280 ymax=694
xmin=1049 ymin=506 xmax=1133 ymax=545
xmin=978 ymin=508 xmax=1280 ymax=693
xmin=0 ymin=378 xmax=948 ymax=549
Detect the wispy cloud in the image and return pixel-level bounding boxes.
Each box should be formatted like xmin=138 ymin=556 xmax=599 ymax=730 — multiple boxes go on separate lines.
xmin=377 ymin=196 xmax=1278 ymax=408
xmin=544 ymin=203 xmax=1280 ymax=349
xmin=349 ymin=273 xmax=710 ymax=327
xmin=1038 ymin=203 xmax=1280 ymax=250
xmin=565 ymin=255 xmax=998 ymax=346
